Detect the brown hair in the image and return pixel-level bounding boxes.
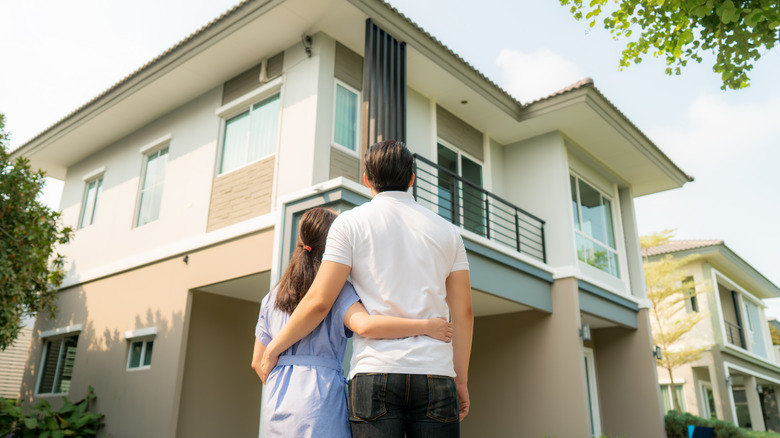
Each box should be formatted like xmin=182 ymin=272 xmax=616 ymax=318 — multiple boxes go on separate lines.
xmin=364 ymin=140 xmax=414 ymax=193
xmin=274 ymin=207 xmax=338 ymax=313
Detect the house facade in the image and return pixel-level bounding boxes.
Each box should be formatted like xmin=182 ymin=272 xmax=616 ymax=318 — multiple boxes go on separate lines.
xmin=645 ymin=240 xmax=780 ymax=432
xmin=12 ymin=0 xmax=691 ymax=436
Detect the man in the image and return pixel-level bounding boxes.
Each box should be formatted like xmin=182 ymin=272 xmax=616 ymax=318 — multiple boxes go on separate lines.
xmin=260 ymin=140 xmax=473 ymax=436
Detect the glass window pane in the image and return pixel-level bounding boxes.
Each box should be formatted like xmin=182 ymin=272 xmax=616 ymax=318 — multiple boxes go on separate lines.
xmin=221 ymin=111 xmax=250 ymax=174
xmin=437 ymin=145 xmax=459 ymax=222
xmin=578 ymin=179 xmax=607 ymax=244
xmin=603 ymin=198 xmax=615 ymax=249
xmin=461 ymin=156 xmax=484 ymax=236
xmin=129 ymin=341 xmax=143 ymax=368
xmin=80 ymin=180 xmax=97 ymax=228
xmin=674 ymin=385 xmax=685 ymax=411
xmin=248 ymin=94 xmax=281 ymax=161
xmin=143 ymin=341 xmax=154 ymax=367
xmin=38 ymin=340 xmax=61 ymax=393
xmin=334 ymin=85 xmax=358 ymax=151
xmin=571 ymin=175 xmax=580 ymax=231
xmin=660 ymin=385 xmax=672 ymax=413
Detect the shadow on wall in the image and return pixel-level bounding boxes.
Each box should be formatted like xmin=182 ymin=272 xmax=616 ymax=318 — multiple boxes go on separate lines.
xmin=20 ymin=283 xmax=184 ymax=437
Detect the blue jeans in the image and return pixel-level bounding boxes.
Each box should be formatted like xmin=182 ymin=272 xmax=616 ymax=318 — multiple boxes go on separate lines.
xmin=348 ymin=373 xmax=460 ymax=437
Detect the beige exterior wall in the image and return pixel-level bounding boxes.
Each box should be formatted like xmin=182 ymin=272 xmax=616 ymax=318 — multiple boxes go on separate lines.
xmin=207 ymin=156 xmax=275 ymax=232
xmin=329 ymin=146 xmax=360 ymax=183
xmin=595 ymin=309 xmax=666 ymax=437
xmin=20 ymin=229 xmax=274 ymax=438
xmin=176 ymin=291 xmax=261 ymax=438
xmin=462 ymin=277 xmax=591 ymax=437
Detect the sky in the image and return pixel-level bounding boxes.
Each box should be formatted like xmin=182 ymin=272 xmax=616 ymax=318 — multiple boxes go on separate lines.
xmin=1 ymin=1 xmax=778 ymax=313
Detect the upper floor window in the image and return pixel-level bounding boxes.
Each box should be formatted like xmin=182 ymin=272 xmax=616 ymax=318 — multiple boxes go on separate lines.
xmin=570 ymin=174 xmax=619 ymax=277
xmin=333 ymin=81 xmax=359 ymax=152
xmin=437 ymin=142 xmax=484 ymax=236
xmin=78 ymin=171 xmax=104 ymax=228
xmin=136 ymin=146 xmax=169 ymax=227
xmin=220 ymin=93 xmax=280 ymax=174
xmin=37 ymin=333 xmax=79 ymax=395
xmin=683 ymin=276 xmax=698 ymax=313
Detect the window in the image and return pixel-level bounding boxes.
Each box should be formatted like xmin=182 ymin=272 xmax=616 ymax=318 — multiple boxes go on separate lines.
xmin=743 ymin=298 xmax=768 ymax=359
xmin=127 ymin=339 xmax=154 ymax=370
xmin=660 ymin=384 xmax=686 ymax=413
xmin=79 ymin=177 xmax=103 ymax=228
xmin=700 ymin=382 xmax=717 ymax=419
xmin=37 ymin=334 xmax=79 ymax=394
xmin=683 ymin=276 xmax=698 ymax=313
xmin=437 ymin=142 xmax=485 ymax=236
xmin=570 ymin=174 xmax=619 ymax=277
xmin=333 ymin=82 xmax=359 ymax=152
xmin=136 ymin=147 xmax=169 ymax=226
xmin=220 ymin=93 xmax=280 ymax=174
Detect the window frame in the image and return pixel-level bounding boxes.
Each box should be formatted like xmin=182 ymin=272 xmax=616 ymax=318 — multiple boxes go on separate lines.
xmin=78 ymin=167 xmax=105 ymax=229
xmin=134 ymin=142 xmax=170 ymax=228
xmin=435 ymin=139 xmax=486 ymax=235
xmin=124 ymin=327 xmax=157 ymax=371
xmin=583 ymin=348 xmax=601 ymax=438
xmin=660 ymin=383 xmax=686 ymax=413
xmin=35 ymin=328 xmax=81 ymax=396
xmin=570 ymin=172 xmax=621 ymax=278
xmin=699 ymin=381 xmax=717 ymax=419
xmin=215 ymin=78 xmax=284 ymax=176
xmin=331 ymin=79 xmax=361 ymax=156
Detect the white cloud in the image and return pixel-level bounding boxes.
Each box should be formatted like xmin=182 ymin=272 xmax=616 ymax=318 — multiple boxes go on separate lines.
xmin=495 ymin=48 xmax=586 ymax=103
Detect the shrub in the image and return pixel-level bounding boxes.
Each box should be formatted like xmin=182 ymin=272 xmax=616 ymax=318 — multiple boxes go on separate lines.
xmin=0 ymin=386 xmax=104 ymax=437
xmin=665 ymin=410 xmax=748 ymax=438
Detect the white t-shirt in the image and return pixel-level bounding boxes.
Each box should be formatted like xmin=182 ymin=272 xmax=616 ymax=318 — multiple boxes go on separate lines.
xmin=322 ymin=190 xmax=469 ymax=378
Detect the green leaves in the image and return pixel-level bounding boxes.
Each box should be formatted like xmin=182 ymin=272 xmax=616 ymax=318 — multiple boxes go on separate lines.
xmin=0 ymin=387 xmax=103 ymax=437
xmin=0 ymin=114 xmax=73 ymax=351
xmin=561 ymin=0 xmax=780 ymax=89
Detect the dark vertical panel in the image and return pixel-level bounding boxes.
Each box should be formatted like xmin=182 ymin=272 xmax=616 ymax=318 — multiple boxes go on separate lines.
xmin=361 ymin=19 xmax=407 ymax=176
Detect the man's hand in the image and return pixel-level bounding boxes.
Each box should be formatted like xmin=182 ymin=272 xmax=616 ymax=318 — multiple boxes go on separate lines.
xmin=424 ymin=317 xmax=454 ymax=343
xmin=456 ymin=381 xmax=470 ymax=421
xmin=259 ymin=346 xmax=279 ymax=384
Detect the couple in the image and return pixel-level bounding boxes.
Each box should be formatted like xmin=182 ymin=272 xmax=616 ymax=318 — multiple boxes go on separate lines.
xmin=251 ymin=140 xmax=473 ymax=437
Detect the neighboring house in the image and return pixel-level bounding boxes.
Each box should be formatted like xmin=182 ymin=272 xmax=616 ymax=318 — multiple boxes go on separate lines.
xmin=644 ymin=240 xmax=780 ymax=432
xmin=10 ymin=0 xmax=691 ymax=436
xmin=0 ymin=325 xmax=33 ymax=399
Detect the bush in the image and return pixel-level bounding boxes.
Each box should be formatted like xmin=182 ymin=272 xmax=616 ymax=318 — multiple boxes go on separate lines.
xmin=0 ymin=386 xmax=104 ymax=437
xmin=665 ymin=410 xmax=748 ymax=438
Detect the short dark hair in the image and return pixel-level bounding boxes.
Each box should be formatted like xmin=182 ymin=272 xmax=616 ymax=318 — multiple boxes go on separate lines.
xmin=364 ymin=140 xmax=413 ymax=192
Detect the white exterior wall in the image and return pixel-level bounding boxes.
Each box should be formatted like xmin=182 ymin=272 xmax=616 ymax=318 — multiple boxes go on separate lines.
xmin=59 ymin=87 xmax=223 ymax=281
xmin=405 ymin=87 xmax=432 ymax=158
xmin=502 ymin=132 xmax=575 ymax=270
xmin=275 ymin=34 xmax=329 ymax=195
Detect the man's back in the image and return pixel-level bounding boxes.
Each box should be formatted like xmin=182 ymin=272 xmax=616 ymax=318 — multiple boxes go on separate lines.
xmin=322 ymin=190 xmax=468 ymax=378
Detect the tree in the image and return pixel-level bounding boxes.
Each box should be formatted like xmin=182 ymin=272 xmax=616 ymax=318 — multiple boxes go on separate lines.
xmin=641 ymin=230 xmax=709 ymax=413
xmin=769 ymin=321 xmax=780 ymax=345
xmin=560 ymin=0 xmax=780 ymax=90
xmin=0 ymin=113 xmax=72 ymax=350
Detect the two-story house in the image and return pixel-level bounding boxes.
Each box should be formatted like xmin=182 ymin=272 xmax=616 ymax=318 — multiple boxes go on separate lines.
xmin=644 ymin=240 xmax=780 ymax=432
xmin=12 ymin=0 xmax=691 ymax=436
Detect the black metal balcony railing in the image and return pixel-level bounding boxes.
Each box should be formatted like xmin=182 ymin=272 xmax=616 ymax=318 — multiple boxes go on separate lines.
xmin=724 ymin=320 xmax=746 ymax=349
xmin=412 ymin=154 xmax=546 ymax=263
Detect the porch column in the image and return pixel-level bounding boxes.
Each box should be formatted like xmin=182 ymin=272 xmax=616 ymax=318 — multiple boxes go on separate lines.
xmin=745 ymin=375 xmax=766 ymax=431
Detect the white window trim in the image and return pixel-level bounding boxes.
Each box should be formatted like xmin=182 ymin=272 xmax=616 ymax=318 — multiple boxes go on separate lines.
xmin=216 ymin=76 xmax=283 ymax=119
xmin=138 ymin=134 xmax=172 ymax=155
xmin=331 ymin=79 xmax=361 ymax=157
xmin=36 ymin=327 xmax=81 ymax=396
xmin=712 ymin=268 xmax=773 ymax=361
xmin=81 ymin=166 xmax=106 ymax=182
xmin=123 ymin=326 xmax=157 ymax=340
xmin=570 ymin=171 xmax=622 ymax=279
xmin=40 ymin=324 xmax=83 ymax=339
xmin=583 ymin=348 xmax=601 ymax=438
xmin=126 ymin=338 xmax=154 ymax=371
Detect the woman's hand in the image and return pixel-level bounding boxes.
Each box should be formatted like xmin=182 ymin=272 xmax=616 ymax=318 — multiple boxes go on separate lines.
xmin=425 ymin=318 xmax=454 ymax=342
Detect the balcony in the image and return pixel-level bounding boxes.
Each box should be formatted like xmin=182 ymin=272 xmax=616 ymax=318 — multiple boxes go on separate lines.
xmin=412 ymin=154 xmax=546 ymax=263
xmin=724 ymin=320 xmax=746 ymax=349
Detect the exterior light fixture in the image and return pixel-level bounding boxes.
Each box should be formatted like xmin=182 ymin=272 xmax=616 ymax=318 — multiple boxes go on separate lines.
xmin=579 ymin=323 xmax=591 ymax=341
xmin=757 ymin=384 xmax=764 ymax=393
xmin=653 ymin=346 xmax=663 ymax=360
xmin=726 ymin=376 xmax=733 ymax=386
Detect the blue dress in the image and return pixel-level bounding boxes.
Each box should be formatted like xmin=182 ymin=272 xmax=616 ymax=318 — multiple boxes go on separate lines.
xmin=255 ymin=282 xmax=360 ymax=438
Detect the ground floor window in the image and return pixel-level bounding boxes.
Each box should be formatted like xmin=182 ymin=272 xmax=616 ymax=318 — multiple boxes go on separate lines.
xmin=127 ymin=339 xmax=154 ymax=370
xmin=584 ymin=348 xmax=601 ymax=437
xmin=37 ymin=334 xmax=79 ymax=394
xmin=660 ymin=384 xmax=686 ymax=413
xmin=700 ymin=382 xmax=717 ymax=419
